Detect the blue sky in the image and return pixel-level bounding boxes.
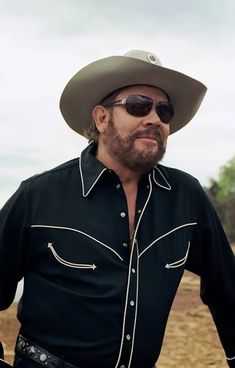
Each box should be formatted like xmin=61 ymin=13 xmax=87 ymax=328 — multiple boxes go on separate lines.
xmin=0 ymin=0 xmax=235 ymax=206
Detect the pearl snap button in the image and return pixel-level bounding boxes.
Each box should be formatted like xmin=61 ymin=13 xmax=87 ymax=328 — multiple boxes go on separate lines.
xmin=120 ymin=212 xmax=126 ymax=218
xmin=39 ymin=354 xmax=47 ymax=362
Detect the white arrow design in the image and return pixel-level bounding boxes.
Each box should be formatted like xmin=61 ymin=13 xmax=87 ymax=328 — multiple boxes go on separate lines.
xmin=48 ymin=243 xmax=97 ymax=270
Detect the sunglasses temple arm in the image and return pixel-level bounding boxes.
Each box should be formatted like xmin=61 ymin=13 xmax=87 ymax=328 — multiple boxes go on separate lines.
xmin=103 ymin=99 xmax=126 ymax=107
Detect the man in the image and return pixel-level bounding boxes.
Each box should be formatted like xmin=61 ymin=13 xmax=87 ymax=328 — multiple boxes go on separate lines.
xmin=0 ymin=50 xmax=234 ymax=368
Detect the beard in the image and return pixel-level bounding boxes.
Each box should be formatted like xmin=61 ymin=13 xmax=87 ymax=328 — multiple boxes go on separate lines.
xmin=102 ymin=118 xmax=167 ymax=173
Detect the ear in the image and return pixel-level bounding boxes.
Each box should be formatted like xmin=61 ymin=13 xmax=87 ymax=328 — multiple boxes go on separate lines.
xmin=92 ymin=105 xmax=109 ymax=134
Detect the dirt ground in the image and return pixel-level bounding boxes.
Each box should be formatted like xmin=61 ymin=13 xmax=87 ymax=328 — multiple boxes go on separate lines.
xmin=157 ymin=271 xmax=227 ymax=368
xmin=0 ymin=267 xmax=233 ymax=367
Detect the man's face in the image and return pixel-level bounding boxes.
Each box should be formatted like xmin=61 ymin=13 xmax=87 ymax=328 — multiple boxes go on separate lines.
xmin=98 ymin=85 xmax=170 ymax=173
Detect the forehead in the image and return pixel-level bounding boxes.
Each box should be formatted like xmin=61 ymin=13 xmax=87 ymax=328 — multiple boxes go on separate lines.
xmin=115 ymin=85 xmax=168 ymax=100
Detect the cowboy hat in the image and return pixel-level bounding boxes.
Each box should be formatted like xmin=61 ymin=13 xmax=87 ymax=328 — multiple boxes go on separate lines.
xmin=60 ymin=49 xmax=207 ymax=137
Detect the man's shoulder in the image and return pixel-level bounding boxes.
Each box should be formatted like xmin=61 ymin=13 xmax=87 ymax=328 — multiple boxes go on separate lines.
xmin=22 ymin=157 xmax=80 ymax=187
xmin=157 ymin=164 xmax=202 ymax=189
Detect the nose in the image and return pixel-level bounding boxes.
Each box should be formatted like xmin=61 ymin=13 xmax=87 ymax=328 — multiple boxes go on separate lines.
xmin=141 ymin=106 xmax=162 ymax=127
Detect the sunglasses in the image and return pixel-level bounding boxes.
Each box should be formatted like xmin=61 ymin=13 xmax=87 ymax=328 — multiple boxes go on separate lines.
xmin=104 ymin=94 xmax=175 ymax=124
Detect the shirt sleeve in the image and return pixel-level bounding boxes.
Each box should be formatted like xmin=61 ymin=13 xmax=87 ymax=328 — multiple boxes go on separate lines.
xmin=186 ymin=186 xmax=235 ymax=367
xmin=0 ymin=182 xmax=31 ymax=310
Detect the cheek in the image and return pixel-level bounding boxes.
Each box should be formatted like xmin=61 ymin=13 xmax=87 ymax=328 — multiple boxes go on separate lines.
xmin=112 ymin=111 xmax=138 ymax=136
xmin=162 ymin=124 xmax=170 ymax=140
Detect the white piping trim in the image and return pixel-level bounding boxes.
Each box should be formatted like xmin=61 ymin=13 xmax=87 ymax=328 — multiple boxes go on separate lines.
xmin=48 ymin=243 xmax=97 ymax=270
xmin=114 ymin=173 xmax=153 ymax=368
xmin=165 ymin=241 xmax=191 ymax=269
xmin=226 ymin=356 xmax=235 ymax=361
xmin=79 ymin=154 xmax=107 ymax=197
xmin=114 ymin=237 xmax=136 ymax=368
xmin=153 ymin=167 xmax=171 ymax=190
xmin=127 ymin=243 xmax=140 ymax=368
xmin=132 ymin=174 xmax=153 ymax=242
xmin=31 ymin=224 xmax=123 ymax=261
xmin=139 ymin=222 xmax=197 ymax=258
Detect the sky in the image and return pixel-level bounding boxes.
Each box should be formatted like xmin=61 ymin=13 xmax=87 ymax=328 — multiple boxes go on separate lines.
xmin=0 ymin=0 xmax=235 ymax=207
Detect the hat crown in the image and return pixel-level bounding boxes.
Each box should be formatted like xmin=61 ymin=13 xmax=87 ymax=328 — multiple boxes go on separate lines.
xmin=124 ymin=49 xmax=162 ymax=66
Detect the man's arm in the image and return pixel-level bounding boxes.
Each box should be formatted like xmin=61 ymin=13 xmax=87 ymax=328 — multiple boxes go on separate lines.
xmin=0 ymin=182 xmax=31 ymax=310
xmin=186 ymin=187 xmax=235 ymax=367
xmin=0 ymin=184 xmax=31 ymax=367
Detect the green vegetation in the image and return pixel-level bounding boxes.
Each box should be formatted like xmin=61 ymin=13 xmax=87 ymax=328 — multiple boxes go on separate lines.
xmin=205 ymin=156 xmax=235 ymax=243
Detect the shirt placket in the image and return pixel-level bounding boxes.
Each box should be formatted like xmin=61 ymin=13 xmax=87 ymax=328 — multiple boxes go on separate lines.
xmin=115 ymin=174 xmax=152 ymax=368
xmin=117 ymin=238 xmax=139 ymax=368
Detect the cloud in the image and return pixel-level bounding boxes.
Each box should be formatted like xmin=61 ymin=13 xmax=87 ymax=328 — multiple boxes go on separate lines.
xmin=1 ymin=0 xmax=235 ymax=40
xmin=0 ymin=0 xmax=234 ymax=207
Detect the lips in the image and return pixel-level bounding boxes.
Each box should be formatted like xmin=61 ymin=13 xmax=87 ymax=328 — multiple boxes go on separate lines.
xmin=134 ymin=129 xmax=162 ymax=143
xmin=137 ymin=135 xmax=158 ymax=141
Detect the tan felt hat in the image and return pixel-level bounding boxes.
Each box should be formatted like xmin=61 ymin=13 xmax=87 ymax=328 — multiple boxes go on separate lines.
xmin=60 ymin=49 xmax=207 ymax=138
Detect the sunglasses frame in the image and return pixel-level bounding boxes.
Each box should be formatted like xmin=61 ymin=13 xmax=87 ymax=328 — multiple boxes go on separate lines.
xmin=104 ymin=94 xmax=174 ymax=124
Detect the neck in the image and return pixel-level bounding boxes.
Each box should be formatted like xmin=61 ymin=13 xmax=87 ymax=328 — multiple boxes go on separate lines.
xmin=96 ymin=143 xmax=142 ymax=186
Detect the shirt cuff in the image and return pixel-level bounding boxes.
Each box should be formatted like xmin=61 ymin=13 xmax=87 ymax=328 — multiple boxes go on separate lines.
xmin=0 ymin=359 xmax=12 ymax=367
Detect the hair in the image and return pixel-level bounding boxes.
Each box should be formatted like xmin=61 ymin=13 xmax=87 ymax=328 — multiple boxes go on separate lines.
xmin=86 ymin=117 xmax=100 ymax=144
xmin=86 ymin=87 xmax=127 ymax=143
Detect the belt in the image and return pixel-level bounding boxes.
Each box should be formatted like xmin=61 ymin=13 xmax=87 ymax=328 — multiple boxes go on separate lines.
xmin=16 ymin=334 xmax=157 ymax=368
xmin=16 ymin=334 xmax=78 ymax=368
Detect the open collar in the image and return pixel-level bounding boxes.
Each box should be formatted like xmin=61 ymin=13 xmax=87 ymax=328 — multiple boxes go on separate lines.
xmin=79 ymin=143 xmax=172 ymax=197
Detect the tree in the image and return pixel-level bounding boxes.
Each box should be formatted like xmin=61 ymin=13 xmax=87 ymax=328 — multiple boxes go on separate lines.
xmin=217 ymin=156 xmax=235 ymax=199
xmin=205 ymin=156 xmax=235 ymax=243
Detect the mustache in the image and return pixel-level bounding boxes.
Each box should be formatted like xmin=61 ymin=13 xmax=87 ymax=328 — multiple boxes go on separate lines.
xmin=132 ymin=128 xmax=163 ymax=142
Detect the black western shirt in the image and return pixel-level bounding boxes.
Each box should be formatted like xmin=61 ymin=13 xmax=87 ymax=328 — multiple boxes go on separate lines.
xmin=0 ymin=143 xmax=235 ymax=368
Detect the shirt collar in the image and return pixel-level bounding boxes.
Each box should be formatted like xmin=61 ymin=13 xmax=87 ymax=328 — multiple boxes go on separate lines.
xmin=79 ymin=143 xmax=108 ymax=197
xmin=152 ymin=165 xmax=172 ymax=191
xmin=79 ymin=143 xmax=172 ymax=197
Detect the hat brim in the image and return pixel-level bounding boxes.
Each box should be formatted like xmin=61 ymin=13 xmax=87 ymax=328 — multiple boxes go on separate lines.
xmin=60 ymin=55 xmax=207 ymax=138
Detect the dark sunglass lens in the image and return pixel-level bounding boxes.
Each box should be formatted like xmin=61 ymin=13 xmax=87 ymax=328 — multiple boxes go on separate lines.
xmin=156 ymin=101 xmax=175 ymax=124
xmin=126 ymin=95 xmax=153 ymax=116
